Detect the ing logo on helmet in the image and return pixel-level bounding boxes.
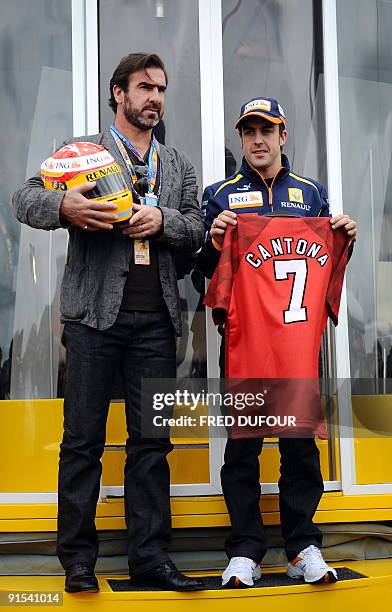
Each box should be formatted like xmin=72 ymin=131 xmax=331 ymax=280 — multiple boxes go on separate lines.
xmin=41 ymin=142 xmax=133 ymax=223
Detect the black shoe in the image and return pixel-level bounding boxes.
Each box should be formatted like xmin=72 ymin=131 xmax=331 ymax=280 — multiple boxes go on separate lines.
xmin=65 ymin=562 xmax=99 ymax=593
xmin=130 ymin=561 xmax=205 ymax=591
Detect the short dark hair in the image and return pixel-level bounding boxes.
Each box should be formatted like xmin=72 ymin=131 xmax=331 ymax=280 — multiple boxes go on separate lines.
xmin=109 ymin=52 xmax=168 ymax=113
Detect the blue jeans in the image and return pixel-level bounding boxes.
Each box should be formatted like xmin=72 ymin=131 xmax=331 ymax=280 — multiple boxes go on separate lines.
xmin=56 ymin=310 xmax=176 ymax=575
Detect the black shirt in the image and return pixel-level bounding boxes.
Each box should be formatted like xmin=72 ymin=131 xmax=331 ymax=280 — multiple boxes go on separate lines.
xmin=119 ymin=144 xmax=164 ymax=312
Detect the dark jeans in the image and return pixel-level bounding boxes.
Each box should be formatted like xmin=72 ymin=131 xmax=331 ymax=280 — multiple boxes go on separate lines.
xmin=221 ymin=437 xmax=324 ymax=563
xmin=219 ymin=337 xmax=324 ymax=563
xmin=57 ymin=310 xmax=176 ymax=575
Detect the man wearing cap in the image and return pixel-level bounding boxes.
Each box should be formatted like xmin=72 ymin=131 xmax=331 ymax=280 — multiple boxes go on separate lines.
xmin=198 ymin=97 xmax=357 ymax=588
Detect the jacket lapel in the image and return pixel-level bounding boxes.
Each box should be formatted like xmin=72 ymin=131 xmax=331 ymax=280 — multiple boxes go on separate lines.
xmin=157 ymin=145 xmax=174 ymax=209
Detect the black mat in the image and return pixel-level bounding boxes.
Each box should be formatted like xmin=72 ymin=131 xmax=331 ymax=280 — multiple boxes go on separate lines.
xmin=108 ymin=567 xmax=366 ymax=591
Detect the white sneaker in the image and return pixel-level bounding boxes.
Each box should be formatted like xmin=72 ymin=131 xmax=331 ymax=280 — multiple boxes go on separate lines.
xmin=222 ymin=556 xmax=262 ymax=588
xmin=287 ymin=545 xmax=338 ymax=584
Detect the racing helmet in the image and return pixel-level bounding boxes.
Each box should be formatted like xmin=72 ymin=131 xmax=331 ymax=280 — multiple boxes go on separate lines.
xmin=40 ymin=142 xmax=133 ymax=222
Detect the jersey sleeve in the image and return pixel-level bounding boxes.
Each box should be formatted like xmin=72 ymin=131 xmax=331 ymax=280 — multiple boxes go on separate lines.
xmin=326 ymin=229 xmax=350 ymax=325
xmin=203 ymin=224 xmax=236 ymax=325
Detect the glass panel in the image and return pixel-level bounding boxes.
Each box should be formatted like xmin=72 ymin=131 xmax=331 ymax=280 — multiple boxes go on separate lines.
xmin=0 ymin=0 xmax=73 ymax=400
xmin=222 ymin=0 xmax=326 ymax=183
xmin=337 ymin=0 xmax=392 ymax=393
xmin=99 ymin=0 xmax=202 ymax=185
xmin=221 ymin=0 xmax=338 ymax=481
xmin=99 ymin=0 xmax=207 ymax=486
xmin=99 ymin=0 xmax=205 ymax=388
xmin=337 ymin=0 xmax=392 ymax=485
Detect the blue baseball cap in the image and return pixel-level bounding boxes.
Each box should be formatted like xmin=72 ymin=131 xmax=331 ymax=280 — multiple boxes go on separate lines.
xmin=235 ymin=97 xmax=286 ymax=129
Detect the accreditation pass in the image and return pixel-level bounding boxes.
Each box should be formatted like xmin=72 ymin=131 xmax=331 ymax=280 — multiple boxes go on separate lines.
xmin=134 ymin=239 xmax=150 ymax=265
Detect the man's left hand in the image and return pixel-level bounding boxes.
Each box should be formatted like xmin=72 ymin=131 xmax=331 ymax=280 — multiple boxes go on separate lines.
xmin=330 ymin=214 xmax=357 ymax=239
xmin=122 ymin=203 xmax=163 ymax=238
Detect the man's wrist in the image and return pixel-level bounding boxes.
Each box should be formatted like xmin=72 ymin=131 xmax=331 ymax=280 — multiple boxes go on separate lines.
xmin=58 ymin=198 xmax=71 ymax=227
xmin=154 ymin=207 xmax=164 ymax=237
xmin=211 ymin=237 xmax=223 ymax=252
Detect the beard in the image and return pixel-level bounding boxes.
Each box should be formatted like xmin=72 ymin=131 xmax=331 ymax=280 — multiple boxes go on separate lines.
xmin=123 ymin=95 xmax=162 ymax=131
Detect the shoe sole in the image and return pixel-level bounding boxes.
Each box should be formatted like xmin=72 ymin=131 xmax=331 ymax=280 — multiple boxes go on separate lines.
xmin=287 ymin=569 xmax=338 ymax=584
xmin=64 ymin=587 xmax=99 ymax=593
xmin=223 ymin=576 xmax=255 ymax=589
xmin=308 ymin=571 xmax=338 ymax=585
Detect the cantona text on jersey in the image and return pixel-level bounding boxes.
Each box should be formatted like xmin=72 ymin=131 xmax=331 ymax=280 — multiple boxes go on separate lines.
xmin=245 ymin=236 xmax=329 ymax=269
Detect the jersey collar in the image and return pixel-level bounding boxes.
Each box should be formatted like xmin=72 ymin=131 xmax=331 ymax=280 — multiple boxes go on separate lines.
xmin=240 ymin=153 xmax=291 ymax=185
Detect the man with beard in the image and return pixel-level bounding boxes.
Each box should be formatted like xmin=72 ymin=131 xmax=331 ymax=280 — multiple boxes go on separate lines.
xmin=12 ymin=53 xmax=204 ymax=593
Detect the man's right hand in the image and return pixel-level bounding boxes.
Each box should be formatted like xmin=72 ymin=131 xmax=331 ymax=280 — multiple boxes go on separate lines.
xmin=210 ymin=210 xmax=237 ymax=248
xmin=59 ymin=182 xmax=119 ymax=231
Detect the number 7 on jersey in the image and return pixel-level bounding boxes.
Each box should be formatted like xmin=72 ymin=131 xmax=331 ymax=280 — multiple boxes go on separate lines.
xmin=274 ymin=258 xmax=308 ymax=324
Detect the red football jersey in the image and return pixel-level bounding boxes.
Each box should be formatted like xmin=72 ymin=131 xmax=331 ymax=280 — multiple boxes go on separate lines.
xmin=204 ymin=216 xmax=350 ymax=438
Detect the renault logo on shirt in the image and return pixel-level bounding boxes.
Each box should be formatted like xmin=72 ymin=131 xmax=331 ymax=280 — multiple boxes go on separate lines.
xmin=229 ymin=191 xmax=264 ymax=208
xmin=288 ymin=188 xmax=304 ymax=203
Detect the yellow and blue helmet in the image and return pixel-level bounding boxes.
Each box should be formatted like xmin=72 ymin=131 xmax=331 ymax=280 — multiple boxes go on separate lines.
xmin=40 ymin=142 xmax=133 ymax=222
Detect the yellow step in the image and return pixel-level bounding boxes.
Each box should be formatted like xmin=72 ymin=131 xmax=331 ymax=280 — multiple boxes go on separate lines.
xmin=1 ymin=559 xmax=392 ymax=611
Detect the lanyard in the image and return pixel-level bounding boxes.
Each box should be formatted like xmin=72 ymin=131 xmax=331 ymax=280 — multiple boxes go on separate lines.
xmin=110 ymin=125 xmax=162 ymax=198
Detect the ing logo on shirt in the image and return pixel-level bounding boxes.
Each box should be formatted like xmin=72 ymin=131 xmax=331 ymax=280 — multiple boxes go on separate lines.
xmin=288 ymin=188 xmax=304 ymax=203
xmin=228 ymin=191 xmax=264 ymax=209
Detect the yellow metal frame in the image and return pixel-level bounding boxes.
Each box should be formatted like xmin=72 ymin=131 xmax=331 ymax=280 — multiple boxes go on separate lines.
xmin=3 ymin=492 xmax=392 ymax=532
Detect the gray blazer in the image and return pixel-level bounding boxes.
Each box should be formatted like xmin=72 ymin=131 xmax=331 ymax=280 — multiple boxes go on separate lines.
xmin=12 ymin=131 xmax=204 ymax=336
